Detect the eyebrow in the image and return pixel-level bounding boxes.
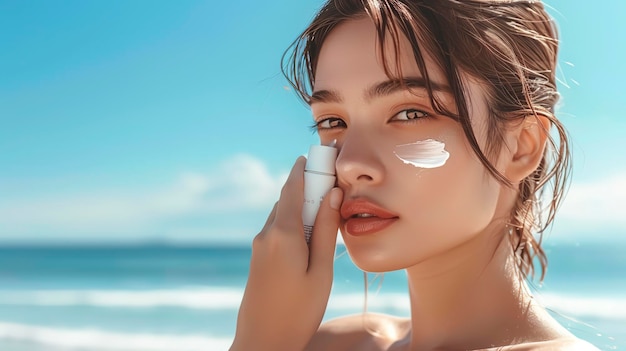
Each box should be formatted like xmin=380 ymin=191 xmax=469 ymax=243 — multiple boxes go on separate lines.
xmin=309 ymin=77 xmax=451 ymax=105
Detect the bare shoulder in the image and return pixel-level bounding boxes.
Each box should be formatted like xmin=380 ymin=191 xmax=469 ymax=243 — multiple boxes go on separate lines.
xmin=304 ymin=313 xmax=409 ymax=351
xmin=503 ymin=338 xmax=601 ymax=351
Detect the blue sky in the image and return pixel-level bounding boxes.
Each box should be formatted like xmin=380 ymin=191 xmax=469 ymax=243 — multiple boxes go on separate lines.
xmin=1 ymin=0 xmax=625 ymax=245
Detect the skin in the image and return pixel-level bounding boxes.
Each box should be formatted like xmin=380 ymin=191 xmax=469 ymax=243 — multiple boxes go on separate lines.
xmin=231 ymin=17 xmax=598 ymax=351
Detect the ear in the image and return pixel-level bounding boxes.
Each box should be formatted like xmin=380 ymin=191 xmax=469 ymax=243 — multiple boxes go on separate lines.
xmin=504 ymin=114 xmax=551 ymax=183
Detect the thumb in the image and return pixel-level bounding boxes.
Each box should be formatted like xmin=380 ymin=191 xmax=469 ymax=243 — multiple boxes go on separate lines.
xmin=308 ymin=187 xmax=343 ymax=275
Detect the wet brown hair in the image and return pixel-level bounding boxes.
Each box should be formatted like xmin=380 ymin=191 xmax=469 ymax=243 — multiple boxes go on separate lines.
xmin=282 ymin=0 xmax=571 ymax=281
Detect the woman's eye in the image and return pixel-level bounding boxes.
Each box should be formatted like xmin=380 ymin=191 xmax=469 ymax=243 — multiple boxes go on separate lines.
xmin=393 ymin=109 xmax=428 ymax=121
xmin=316 ymin=117 xmax=346 ymax=130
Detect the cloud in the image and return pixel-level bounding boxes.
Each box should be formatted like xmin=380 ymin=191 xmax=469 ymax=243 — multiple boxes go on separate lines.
xmin=0 ymin=155 xmax=287 ymax=240
xmin=2 ymin=157 xmax=622 ymax=243
xmin=199 ymin=154 xmax=287 ymax=212
xmin=557 ymin=173 xmax=626 ymax=232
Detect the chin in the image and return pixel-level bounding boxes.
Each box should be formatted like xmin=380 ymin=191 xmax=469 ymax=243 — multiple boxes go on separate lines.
xmin=341 ymin=233 xmax=413 ymax=273
xmin=351 ymin=256 xmax=409 ymax=273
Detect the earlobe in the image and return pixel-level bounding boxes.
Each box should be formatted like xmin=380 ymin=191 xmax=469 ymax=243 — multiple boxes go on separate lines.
xmin=506 ymin=114 xmax=551 ymax=183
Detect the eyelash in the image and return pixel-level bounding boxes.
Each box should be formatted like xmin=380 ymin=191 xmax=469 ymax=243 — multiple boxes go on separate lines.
xmin=311 ymin=108 xmax=431 ymax=132
xmin=394 ymin=108 xmax=429 ymax=121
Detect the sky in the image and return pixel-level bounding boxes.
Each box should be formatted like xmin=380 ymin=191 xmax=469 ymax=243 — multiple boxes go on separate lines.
xmin=0 ymin=0 xmax=625 ymax=245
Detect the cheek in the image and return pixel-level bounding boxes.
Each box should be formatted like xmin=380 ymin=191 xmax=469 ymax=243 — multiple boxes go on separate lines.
xmin=398 ymin=136 xmax=501 ymax=238
xmin=436 ymin=140 xmax=501 ymax=231
xmin=342 ymin=136 xmax=502 ymax=272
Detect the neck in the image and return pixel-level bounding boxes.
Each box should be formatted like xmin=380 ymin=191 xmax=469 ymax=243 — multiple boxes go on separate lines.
xmin=402 ymin=224 xmax=535 ymax=351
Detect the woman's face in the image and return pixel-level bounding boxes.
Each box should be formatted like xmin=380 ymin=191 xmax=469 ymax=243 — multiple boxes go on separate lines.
xmin=312 ymin=18 xmax=512 ymax=272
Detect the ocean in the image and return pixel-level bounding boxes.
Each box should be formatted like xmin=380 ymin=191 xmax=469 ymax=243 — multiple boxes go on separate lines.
xmin=0 ymin=242 xmax=623 ymax=351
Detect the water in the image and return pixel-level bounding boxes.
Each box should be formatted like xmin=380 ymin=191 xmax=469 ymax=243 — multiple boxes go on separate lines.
xmin=0 ymin=242 xmax=623 ymax=350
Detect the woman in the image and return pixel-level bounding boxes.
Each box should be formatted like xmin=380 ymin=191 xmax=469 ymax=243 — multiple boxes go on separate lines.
xmin=231 ymin=0 xmax=598 ymax=350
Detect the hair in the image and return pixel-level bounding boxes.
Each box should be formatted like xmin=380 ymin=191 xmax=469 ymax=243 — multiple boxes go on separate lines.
xmin=282 ymin=0 xmax=571 ymax=281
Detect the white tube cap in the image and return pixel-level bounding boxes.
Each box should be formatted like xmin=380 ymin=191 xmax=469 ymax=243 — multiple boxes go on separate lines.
xmin=305 ymin=144 xmax=337 ymax=175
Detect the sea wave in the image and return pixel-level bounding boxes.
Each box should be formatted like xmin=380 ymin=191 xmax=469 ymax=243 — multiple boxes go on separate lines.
xmin=0 ymin=322 xmax=231 ymax=351
xmin=537 ymin=293 xmax=626 ymax=321
xmin=0 ymin=288 xmax=408 ymax=313
xmin=0 ymin=288 xmax=243 ymax=310
xmin=0 ymin=288 xmax=624 ymax=321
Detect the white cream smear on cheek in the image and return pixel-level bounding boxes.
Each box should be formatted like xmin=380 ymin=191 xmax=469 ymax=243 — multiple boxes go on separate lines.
xmin=394 ymin=139 xmax=450 ymax=168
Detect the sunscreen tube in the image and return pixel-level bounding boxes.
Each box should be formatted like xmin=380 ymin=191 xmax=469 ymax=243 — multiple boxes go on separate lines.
xmin=303 ymin=143 xmax=338 ymax=244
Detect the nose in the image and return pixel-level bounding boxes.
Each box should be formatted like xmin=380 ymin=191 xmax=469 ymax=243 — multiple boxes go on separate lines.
xmin=335 ymin=130 xmax=385 ymax=188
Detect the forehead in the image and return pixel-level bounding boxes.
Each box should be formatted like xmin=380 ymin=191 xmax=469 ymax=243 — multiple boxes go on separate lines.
xmin=311 ymin=17 xmax=489 ymax=121
xmin=313 ymin=17 xmax=448 ymax=91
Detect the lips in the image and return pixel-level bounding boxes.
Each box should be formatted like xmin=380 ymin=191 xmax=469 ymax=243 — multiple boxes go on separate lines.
xmin=340 ymin=198 xmax=399 ymax=236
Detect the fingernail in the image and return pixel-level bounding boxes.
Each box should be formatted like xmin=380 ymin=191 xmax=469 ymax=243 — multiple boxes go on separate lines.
xmin=329 ymin=188 xmax=341 ymax=210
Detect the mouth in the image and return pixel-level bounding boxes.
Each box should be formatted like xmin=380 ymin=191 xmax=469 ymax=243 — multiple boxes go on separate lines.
xmin=352 ymin=213 xmax=376 ymax=218
xmin=341 ymin=199 xmax=399 ymax=236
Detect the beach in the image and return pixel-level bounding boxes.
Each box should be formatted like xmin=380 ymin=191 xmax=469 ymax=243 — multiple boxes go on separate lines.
xmin=0 ymin=242 xmax=623 ymax=351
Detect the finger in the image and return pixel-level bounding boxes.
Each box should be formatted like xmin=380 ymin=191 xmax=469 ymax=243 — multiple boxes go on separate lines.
xmin=259 ymin=202 xmax=278 ymax=235
xmin=308 ymin=187 xmax=343 ymax=275
xmin=273 ymin=156 xmax=306 ymax=234
xmin=251 ymin=202 xmax=278 ymax=255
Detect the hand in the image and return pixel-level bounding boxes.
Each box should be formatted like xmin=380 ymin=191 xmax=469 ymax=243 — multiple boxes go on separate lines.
xmin=230 ymin=156 xmax=343 ymax=351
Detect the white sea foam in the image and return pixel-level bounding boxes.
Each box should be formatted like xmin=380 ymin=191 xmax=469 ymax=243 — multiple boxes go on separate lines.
xmin=0 ymin=322 xmax=231 ymax=351
xmin=0 ymin=287 xmax=243 ymax=310
xmin=0 ymin=288 xmax=624 ymax=321
xmin=537 ymin=293 xmax=626 ymax=320
xmin=343 ymin=292 xmax=626 ymax=321
xmin=0 ymin=288 xmax=406 ymax=313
